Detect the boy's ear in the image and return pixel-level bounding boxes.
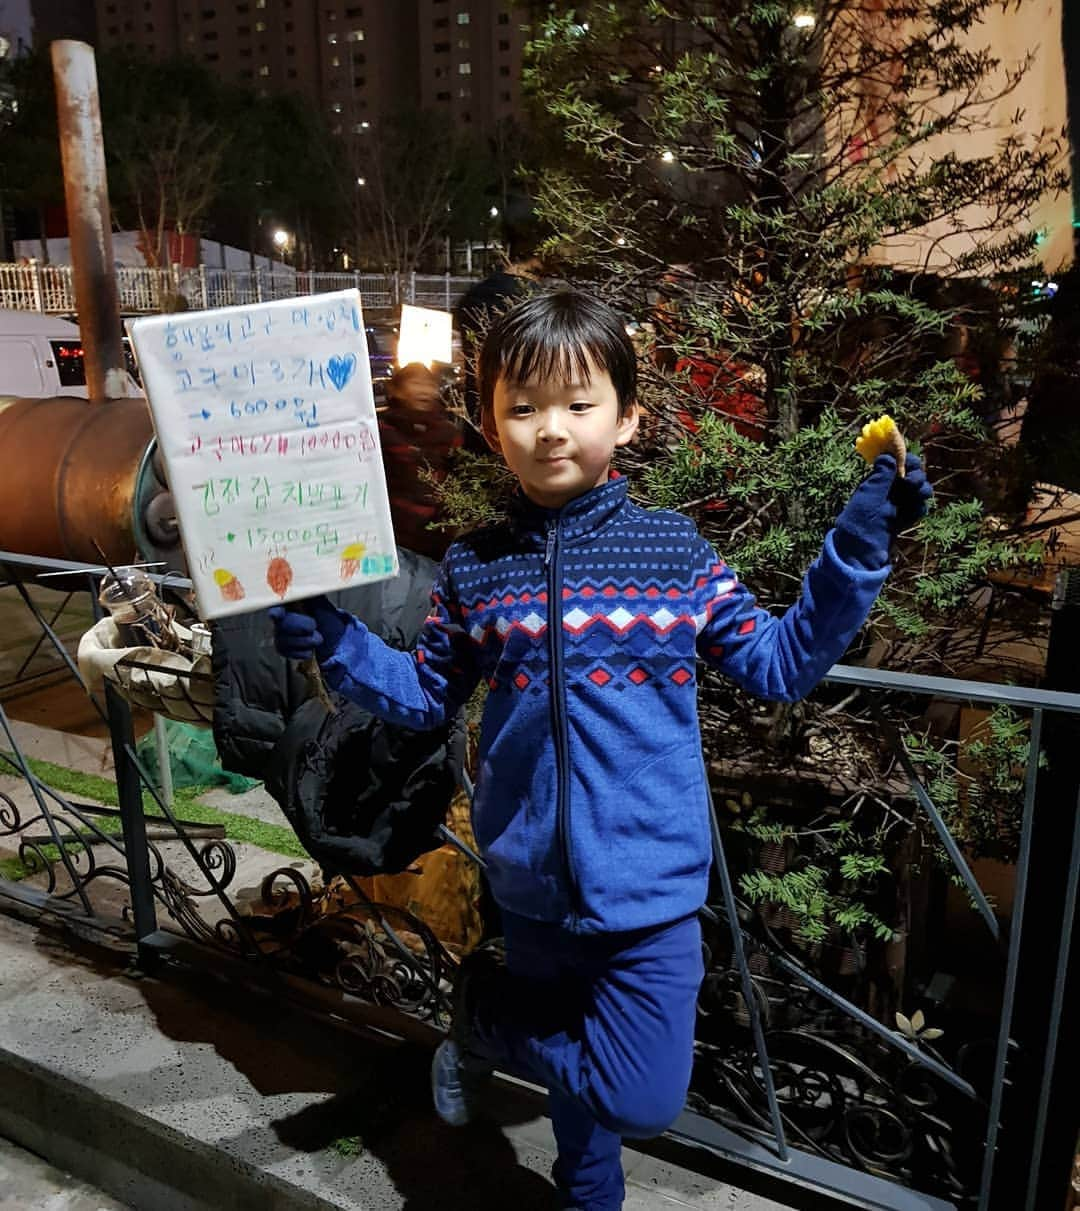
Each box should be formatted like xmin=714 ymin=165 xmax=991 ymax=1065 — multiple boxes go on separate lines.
xmin=614 ymin=401 xmax=640 ymax=448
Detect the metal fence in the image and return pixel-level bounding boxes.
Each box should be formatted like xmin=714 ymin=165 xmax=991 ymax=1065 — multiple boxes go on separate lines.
xmin=0 ymin=548 xmax=1077 ymax=1211
xmin=0 ymin=262 xmax=478 ymax=315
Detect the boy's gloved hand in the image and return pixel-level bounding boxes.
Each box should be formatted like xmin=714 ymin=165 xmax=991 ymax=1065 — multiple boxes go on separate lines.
xmin=268 ymin=594 xmax=346 ymax=664
xmin=834 ymin=454 xmax=933 ymax=570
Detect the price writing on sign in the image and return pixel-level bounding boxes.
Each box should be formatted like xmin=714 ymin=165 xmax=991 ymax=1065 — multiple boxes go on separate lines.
xmin=131 ymin=289 xmax=398 ymax=620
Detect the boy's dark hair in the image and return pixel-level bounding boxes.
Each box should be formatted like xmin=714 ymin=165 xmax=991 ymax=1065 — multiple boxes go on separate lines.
xmin=477 ymin=290 xmax=637 ymax=422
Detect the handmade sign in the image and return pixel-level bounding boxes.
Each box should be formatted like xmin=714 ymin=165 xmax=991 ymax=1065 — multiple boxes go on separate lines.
xmin=131 ymin=289 xmax=398 ymax=620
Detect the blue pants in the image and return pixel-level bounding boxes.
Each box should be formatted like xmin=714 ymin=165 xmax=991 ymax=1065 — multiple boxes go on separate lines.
xmin=471 ymin=912 xmax=704 ymax=1210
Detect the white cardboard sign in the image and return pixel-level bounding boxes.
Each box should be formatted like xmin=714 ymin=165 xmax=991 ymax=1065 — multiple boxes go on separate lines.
xmin=131 ymin=289 xmax=398 ymax=620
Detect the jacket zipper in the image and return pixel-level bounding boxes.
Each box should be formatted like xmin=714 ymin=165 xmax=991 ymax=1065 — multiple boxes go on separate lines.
xmin=545 ymin=519 xmax=580 ymax=926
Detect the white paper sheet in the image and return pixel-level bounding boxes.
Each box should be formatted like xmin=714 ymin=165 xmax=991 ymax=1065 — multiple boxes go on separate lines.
xmin=131 ymin=289 xmax=398 ymax=620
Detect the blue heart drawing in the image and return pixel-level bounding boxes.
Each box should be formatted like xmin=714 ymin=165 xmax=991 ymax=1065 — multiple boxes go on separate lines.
xmin=326 ymin=352 xmax=357 ymax=392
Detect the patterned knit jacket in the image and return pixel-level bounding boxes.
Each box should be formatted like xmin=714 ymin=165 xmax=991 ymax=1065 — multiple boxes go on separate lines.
xmin=321 ymin=474 xmax=890 ymax=934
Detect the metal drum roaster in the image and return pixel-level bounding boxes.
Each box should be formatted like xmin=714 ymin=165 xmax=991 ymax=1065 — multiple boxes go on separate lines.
xmin=0 ymin=395 xmax=182 ymax=573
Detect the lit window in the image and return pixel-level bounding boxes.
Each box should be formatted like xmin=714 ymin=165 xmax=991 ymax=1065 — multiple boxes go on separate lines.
xmin=254 ymin=20 xmax=265 ymax=31
xmin=327 ymin=32 xmax=337 ymax=43
xmin=331 ymin=101 xmax=342 ymax=112
xmin=348 ymin=28 xmax=363 ymax=41
xmin=255 ymin=0 xmax=266 ymax=7
xmin=458 ymin=61 xmax=470 ymax=74
xmin=456 ymin=11 xmax=469 ymax=24
xmin=258 ymin=63 xmax=270 ymax=75
xmin=458 ymin=85 xmax=470 ymax=97
xmin=330 ymin=55 xmax=340 ymax=66
xmin=457 ymin=37 xmax=469 ymax=48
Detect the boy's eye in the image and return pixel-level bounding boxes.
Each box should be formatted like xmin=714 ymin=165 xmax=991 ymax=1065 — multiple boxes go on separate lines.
xmin=509 ymin=404 xmax=534 ymax=416
xmin=569 ymin=401 xmax=593 ymax=413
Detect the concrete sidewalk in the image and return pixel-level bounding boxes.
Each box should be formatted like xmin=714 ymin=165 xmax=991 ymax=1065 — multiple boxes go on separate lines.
xmin=0 ymin=910 xmax=794 ymax=1211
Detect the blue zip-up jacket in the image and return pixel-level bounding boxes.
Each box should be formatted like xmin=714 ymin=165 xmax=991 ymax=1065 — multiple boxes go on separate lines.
xmin=321 ymin=475 xmax=889 ymax=934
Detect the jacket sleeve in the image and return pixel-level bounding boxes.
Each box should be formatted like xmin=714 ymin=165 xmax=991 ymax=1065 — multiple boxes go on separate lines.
xmin=692 ymin=530 xmax=889 ymax=703
xmin=319 ymin=560 xmax=480 ymax=730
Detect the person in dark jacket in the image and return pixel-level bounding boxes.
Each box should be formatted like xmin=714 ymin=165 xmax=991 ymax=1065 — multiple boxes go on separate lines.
xmin=378 ymin=362 xmax=462 ymax=561
xmin=454 ymin=255 xmax=542 ymax=450
xmin=270 ymin=291 xmax=932 ymax=1210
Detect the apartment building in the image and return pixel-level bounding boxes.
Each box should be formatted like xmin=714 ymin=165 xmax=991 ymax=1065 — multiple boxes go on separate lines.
xmin=416 ymin=0 xmax=527 ymax=131
xmin=93 ymin=0 xmax=526 ymax=132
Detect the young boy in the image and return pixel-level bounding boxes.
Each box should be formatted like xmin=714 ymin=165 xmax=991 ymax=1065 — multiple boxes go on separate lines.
xmin=270 ymin=290 xmax=931 ymax=1210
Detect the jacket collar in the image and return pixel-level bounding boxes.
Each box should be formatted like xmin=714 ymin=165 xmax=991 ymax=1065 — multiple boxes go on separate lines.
xmin=509 ymin=473 xmax=629 ymax=548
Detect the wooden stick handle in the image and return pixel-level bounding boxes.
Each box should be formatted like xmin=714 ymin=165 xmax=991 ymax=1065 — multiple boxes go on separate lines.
xmin=300 ymin=656 xmax=336 ymax=714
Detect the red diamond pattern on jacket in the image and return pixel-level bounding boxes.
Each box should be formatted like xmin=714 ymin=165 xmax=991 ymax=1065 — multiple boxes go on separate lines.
xmin=514 ymin=672 xmax=530 ymax=690
xmin=670 ymin=667 xmax=693 ymax=686
xmin=738 ymin=618 xmax=756 ymax=635
xmin=588 ymin=668 xmax=613 ymax=687
xmin=627 ymin=667 xmax=649 ymax=685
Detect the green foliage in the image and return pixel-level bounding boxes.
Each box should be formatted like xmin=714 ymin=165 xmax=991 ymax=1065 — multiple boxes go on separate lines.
xmin=904 ymin=705 xmax=1041 ymax=864
xmin=514 ymin=0 xmax=1064 ymax=945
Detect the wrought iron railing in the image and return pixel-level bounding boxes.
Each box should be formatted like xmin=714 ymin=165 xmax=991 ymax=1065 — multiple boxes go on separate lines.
xmin=0 ymin=263 xmax=478 ymax=315
xmin=0 ymin=547 xmax=1076 ymax=1211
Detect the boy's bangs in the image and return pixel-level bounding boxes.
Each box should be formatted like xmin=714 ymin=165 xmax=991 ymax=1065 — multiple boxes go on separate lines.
xmin=478 ymin=290 xmax=637 ymax=417
xmin=498 ymin=334 xmax=599 ymax=391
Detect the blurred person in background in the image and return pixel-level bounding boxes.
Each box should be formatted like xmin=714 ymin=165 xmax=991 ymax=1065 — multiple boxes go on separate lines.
xmin=379 ymin=362 xmax=462 ymax=560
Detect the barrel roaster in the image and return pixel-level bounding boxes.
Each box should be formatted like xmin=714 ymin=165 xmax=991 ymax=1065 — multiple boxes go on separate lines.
xmin=0 ymin=395 xmax=182 ymax=574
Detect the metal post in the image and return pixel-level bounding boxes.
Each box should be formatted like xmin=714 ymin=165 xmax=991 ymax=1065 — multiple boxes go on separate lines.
xmin=50 ymin=41 xmax=127 ymax=401
xmin=707 ymin=789 xmax=789 ymax=1161
xmin=977 ymin=708 xmax=1043 ymax=1210
xmin=153 ymin=713 xmax=174 ymax=811
xmin=409 ymin=270 xmax=416 ymax=304
xmin=29 ymin=258 xmax=43 ymax=312
xmin=198 ymin=263 xmax=208 ymax=309
xmin=445 ymin=271 xmax=451 ymax=310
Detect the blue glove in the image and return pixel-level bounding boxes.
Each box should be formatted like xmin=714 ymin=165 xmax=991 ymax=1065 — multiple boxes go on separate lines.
xmin=268 ymin=594 xmax=347 ymax=664
xmin=834 ymin=454 xmax=933 ymax=571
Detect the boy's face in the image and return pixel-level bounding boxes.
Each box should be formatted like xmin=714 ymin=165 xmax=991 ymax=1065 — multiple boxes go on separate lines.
xmin=485 ymin=359 xmax=638 ymax=509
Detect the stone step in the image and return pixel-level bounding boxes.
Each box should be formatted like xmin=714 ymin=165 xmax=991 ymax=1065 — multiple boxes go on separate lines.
xmin=0 ymin=910 xmax=793 ymax=1211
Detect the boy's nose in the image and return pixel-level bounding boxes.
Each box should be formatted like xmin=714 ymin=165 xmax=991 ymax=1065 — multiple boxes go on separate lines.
xmin=538 ymin=415 xmax=568 ymax=441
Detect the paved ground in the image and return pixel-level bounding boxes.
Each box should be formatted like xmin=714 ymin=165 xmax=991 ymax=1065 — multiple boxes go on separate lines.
xmin=0 ymin=911 xmax=794 ymax=1210
xmin=0 ymin=585 xmax=797 ymax=1210
xmin=0 ymin=1136 xmax=132 ymax=1210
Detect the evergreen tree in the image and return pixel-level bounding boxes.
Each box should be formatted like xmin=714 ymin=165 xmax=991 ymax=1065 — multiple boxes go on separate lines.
xmin=441 ymin=1 xmax=1069 ymax=945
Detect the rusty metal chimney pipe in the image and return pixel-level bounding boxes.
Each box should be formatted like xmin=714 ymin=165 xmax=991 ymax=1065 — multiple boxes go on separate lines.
xmin=50 ymin=40 xmax=127 ymax=402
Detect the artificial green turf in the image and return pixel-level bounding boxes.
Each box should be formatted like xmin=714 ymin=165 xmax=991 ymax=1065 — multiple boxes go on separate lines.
xmin=0 ymin=750 xmax=307 ymax=882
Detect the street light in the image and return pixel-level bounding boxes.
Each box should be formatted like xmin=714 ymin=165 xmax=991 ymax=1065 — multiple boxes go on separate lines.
xmin=793 ymin=12 xmax=816 ymax=28
xmin=489 ymin=206 xmax=499 ymax=218
xmin=272 ymin=228 xmax=289 ymax=249
xmin=356 ymin=177 xmax=367 ymax=187
xmin=660 ymin=149 xmax=675 ymax=164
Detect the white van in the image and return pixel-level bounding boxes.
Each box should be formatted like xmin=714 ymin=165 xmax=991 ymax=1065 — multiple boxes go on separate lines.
xmin=0 ymin=309 xmax=142 ymax=399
